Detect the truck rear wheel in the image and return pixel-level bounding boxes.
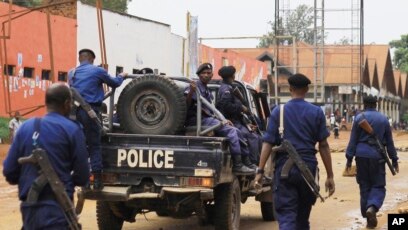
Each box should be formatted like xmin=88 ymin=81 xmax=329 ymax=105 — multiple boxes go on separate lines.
xmin=260 ymin=201 xmax=276 ymax=221
xmin=96 ymin=201 xmax=124 ymax=230
xmin=214 ymin=177 xmax=241 ymax=230
xmin=117 ymin=75 xmax=186 ymax=135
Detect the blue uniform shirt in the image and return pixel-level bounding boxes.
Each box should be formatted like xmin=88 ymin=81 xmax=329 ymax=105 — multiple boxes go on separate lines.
xmin=184 ymin=80 xmax=214 ymax=119
xmin=216 ymin=81 xmax=244 ymax=121
xmin=3 ymin=112 xmax=90 ymax=200
xmin=263 ymin=98 xmax=329 ymax=163
xmin=346 ymin=108 xmax=398 ymax=160
xmin=69 ymin=61 xmax=123 ymax=104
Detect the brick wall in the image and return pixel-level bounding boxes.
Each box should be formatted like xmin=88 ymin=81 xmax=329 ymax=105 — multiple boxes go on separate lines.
xmin=42 ymin=0 xmax=77 ymax=19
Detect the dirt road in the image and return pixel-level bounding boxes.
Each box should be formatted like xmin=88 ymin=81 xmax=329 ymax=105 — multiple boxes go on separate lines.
xmin=1 ymin=130 xmax=407 ymax=230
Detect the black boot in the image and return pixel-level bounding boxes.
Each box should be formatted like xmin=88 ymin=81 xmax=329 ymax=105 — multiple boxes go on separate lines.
xmin=366 ymin=206 xmax=377 ymax=229
xmin=242 ymin=155 xmax=257 ymax=170
xmin=93 ymin=172 xmax=104 ymax=191
xmin=232 ymin=155 xmax=255 ymax=173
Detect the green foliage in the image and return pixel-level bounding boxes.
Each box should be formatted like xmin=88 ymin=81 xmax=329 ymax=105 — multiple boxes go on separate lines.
xmin=389 ymin=34 xmax=408 ymax=73
xmin=259 ymin=4 xmax=325 ymax=47
xmin=7 ymin=0 xmax=42 ymax=8
xmin=81 ymin=0 xmax=132 ymax=13
xmin=0 ymin=117 xmax=10 ymax=143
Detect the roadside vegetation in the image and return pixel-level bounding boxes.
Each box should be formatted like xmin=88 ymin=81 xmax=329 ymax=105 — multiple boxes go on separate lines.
xmin=0 ymin=117 xmax=10 ymax=143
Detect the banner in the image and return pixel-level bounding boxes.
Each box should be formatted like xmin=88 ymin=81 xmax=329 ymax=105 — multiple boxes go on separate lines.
xmin=188 ymin=15 xmax=198 ymax=77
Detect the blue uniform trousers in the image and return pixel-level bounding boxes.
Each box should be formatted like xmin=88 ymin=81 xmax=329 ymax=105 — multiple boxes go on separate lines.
xmin=234 ymin=122 xmax=262 ymax=163
xmin=21 ymin=200 xmax=69 ymax=230
xmin=77 ymin=106 xmax=102 ymax=172
xmin=187 ymin=116 xmax=248 ymax=156
xmin=273 ymin=157 xmax=317 ymax=230
xmin=355 ymin=156 xmax=386 ymax=217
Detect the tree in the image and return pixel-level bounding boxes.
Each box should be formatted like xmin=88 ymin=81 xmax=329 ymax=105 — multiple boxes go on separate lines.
xmin=389 ymin=34 xmax=408 ymax=73
xmin=82 ymin=0 xmax=132 ymax=13
xmin=8 ymin=0 xmax=42 ymax=8
xmin=334 ymin=36 xmax=351 ymax=45
xmin=258 ymin=4 xmax=325 ymax=48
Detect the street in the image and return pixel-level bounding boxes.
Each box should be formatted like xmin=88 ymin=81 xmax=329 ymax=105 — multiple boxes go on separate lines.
xmin=1 ymin=130 xmax=407 ymax=230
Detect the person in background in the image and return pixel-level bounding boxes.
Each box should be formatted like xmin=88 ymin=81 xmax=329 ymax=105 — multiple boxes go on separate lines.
xmin=3 ymin=83 xmax=89 ymax=229
xmin=345 ymin=95 xmax=399 ymax=229
xmin=254 ymin=73 xmax=335 ymax=230
xmin=69 ymin=48 xmax=127 ymax=190
xmin=9 ymin=111 xmax=22 ymax=143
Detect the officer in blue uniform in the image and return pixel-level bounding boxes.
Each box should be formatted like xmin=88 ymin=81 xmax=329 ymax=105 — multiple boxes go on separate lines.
xmin=3 ymin=83 xmax=89 ymax=229
xmin=185 ymin=63 xmax=254 ymax=173
xmin=216 ymin=65 xmax=261 ymax=166
xmin=254 ymin=73 xmax=335 ymax=230
xmin=69 ymin=48 xmax=127 ymax=189
xmin=345 ymin=95 xmax=399 ymax=229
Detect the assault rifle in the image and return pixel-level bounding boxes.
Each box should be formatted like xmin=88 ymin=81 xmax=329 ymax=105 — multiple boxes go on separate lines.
xmin=232 ymin=87 xmax=262 ymax=135
xmin=358 ymin=119 xmax=397 ymax=176
xmin=70 ymin=88 xmax=106 ymax=135
xmin=273 ymin=140 xmax=325 ymax=202
xmin=18 ymin=148 xmax=81 ymax=230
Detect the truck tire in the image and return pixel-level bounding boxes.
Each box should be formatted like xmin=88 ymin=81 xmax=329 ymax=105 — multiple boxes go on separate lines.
xmin=155 ymin=210 xmax=169 ymax=217
xmin=96 ymin=201 xmax=124 ymax=230
xmin=214 ymin=177 xmax=241 ymax=230
xmin=117 ymin=75 xmax=186 ymax=135
xmin=260 ymin=201 xmax=276 ymax=221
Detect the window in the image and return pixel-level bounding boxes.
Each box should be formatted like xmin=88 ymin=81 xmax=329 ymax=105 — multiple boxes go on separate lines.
xmin=3 ymin=64 xmax=15 ymax=75
xmin=41 ymin=69 xmax=51 ymax=80
xmin=23 ymin=67 xmax=34 ymax=78
xmin=58 ymin=71 xmax=67 ymax=82
xmin=222 ymin=57 xmax=228 ymax=66
xmin=116 ymin=66 xmax=123 ymax=75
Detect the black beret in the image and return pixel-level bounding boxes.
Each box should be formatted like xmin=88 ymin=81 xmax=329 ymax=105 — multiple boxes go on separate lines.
xmin=218 ymin=66 xmax=236 ymax=78
xmin=363 ymin=95 xmax=377 ymax=104
xmin=79 ymin=49 xmax=96 ymax=58
xmin=288 ymin=73 xmax=311 ymax=88
xmin=196 ymin=63 xmax=213 ymax=75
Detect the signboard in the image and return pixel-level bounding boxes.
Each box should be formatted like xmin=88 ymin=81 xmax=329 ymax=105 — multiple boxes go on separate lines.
xmin=338 ymin=86 xmax=352 ymax=94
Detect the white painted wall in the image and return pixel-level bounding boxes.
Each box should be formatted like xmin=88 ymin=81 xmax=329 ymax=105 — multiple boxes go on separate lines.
xmin=77 ymin=2 xmax=184 ymax=104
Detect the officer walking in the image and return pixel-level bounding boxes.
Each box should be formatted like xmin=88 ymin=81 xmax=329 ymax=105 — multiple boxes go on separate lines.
xmin=3 ymin=83 xmax=89 ymax=229
xmin=185 ymin=63 xmax=254 ymax=173
xmin=254 ymin=73 xmax=335 ymax=229
xmin=345 ymin=95 xmax=399 ymax=229
xmin=69 ymin=48 xmax=127 ymax=190
xmin=216 ymin=65 xmax=261 ymax=166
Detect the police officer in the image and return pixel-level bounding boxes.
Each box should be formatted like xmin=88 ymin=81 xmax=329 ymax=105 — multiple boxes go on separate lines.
xmin=185 ymin=63 xmax=254 ymax=173
xmin=254 ymin=73 xmax=335 ymax=229
xmin=3 ymin=83 xmax=90 ymax=229
xmin=69 ymin=48 xmax=127 ymax=190
xmin=216 ymin=65 xmax=261 ymax=166
xmin=345 ymin=95 xmax=399 ymax=229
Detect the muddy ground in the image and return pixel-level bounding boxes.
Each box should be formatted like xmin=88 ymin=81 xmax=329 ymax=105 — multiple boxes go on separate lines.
xmin=0 ymin=130 xmax=407 ymax=230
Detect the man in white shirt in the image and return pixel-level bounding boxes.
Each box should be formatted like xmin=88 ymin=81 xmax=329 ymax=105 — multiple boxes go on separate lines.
xmin=9 ymin=111 xmax=22 ymax=143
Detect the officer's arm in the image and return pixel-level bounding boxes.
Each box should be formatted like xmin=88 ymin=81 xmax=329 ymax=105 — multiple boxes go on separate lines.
xmin=345 ymin=119 xmax=359 ymax=159
xmin=319 ymin=138 xmax=335 ymax=196
xmin=218 ymin=92 xmax=243 ymax=116
xmin=384 ymin=120 xmax=398 ymax=161
xmin=71 ymin=129 xmax=90 ymax=186
xmin=98 ymin=68 xmax=124 ymax=88
xmin=2 ymin=132 xmax=22 ymax=184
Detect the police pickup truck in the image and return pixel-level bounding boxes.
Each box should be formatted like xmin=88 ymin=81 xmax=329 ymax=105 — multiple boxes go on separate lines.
xmin=78 ymin=75 xmax=275 ymax=230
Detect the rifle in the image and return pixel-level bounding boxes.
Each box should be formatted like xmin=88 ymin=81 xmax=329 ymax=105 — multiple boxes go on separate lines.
xmin=232 ymin=87 xmax=262 ymax=135
xmin=70 ymin=88 xmax=106 ymax=135
xmin=358 ymin=119 xmax=397 ymax=176
xmin=18 ymin=148 xmax=82 ymax=230
xmin=273 ymin=140 xmax=325 ymax=202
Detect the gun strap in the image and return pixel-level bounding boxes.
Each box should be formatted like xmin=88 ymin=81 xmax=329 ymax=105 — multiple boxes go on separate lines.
xmin=279 ymin=104 xmax=284 ymax=138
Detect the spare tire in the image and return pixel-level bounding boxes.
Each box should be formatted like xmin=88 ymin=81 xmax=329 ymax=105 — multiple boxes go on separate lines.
xmin=117 ymin=75 xmax=186 ymax=135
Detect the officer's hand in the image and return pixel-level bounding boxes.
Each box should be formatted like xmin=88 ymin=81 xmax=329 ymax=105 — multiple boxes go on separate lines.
xmin=242 ymin=105 xmax=249 ymax=114
xmin=253 ymin=173 xmax=263 ymax=189
xmin=119 ymin=72 xmax=128 ymax=78
xmin=225 ymin=119 xmax=233 ymax=126
xmin=393 ymin=160 xmax=399 ymax=173
xmin=102 ymin=63 xmax=109 ymax=71
xmin=346 ymin=158 xmax=353 ymax=170
xmin=249 ymin=124 xmax=257 ymax=132
xmin=325 ymin=177 xmax=335 ymax=197
xmin=190 ymin=82 xmax=197 ymax=92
